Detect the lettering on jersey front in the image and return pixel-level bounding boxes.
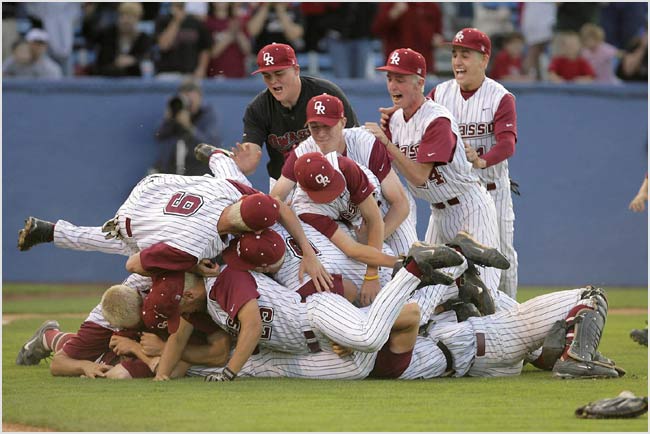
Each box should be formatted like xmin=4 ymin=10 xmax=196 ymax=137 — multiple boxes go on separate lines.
xmin=268 ymin=129 xmax=311 ymax=153
xmin=164 ymin=192 xmax=204 ymax=216
xmin=398 ymin=142 xmax=420 ymax=162
xmin=286 ymin=237 xmax=320 ymax=258
xmin=226 ymin=307 xmax=274 ymax=341
xmin=476 ymin=146 xmax=486 ymax=157
xmin=429 ymin=165 xmax=446 ymax=185
xmin=459 ymin=122 xmax=494 ymax=138
xmin=341 ymin=202 xmax=360 ymax=222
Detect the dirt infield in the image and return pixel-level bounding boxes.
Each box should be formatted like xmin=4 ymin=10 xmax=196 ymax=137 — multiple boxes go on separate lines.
xmin=2 ymin=422 xmax=55 ymax=432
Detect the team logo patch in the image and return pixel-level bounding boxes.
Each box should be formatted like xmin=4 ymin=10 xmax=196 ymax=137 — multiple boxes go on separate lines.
xmin=314 ymin=173 xmax=330 ymax=187
xmin=454 ymin=31 xmax=464 ymax=43
xmin=263 ymin=51 xmax=274 ymax=66
xmin=390 ymin=51 xmax=401 ymax=65
xmin=314 ymin=100 xmax=325 ymax=115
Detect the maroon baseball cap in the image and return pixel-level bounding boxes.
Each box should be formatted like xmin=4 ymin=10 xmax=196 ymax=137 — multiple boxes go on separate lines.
xmin=447 ymin=28 xmax=491 ymax=56
xmin=222 ymin=228 xmax=286 ymax=271
xmin=240 ymin=193 xmax=280 ymax=231
xmin=294 ymin=152 xmax=345 ymax=204
xmin=376 ymin=48 xmax=426 ymax=78
xmin=141 ymin=272 xmax=185 ymax=333
xmin=306 ymin=94 xmax=344 ymax=127
xmin=252 ymin=43 xmax=298 ymax=75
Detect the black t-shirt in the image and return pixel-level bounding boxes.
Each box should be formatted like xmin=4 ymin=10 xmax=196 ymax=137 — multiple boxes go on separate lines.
xmin=242 ymin=75 xmax=359 ymax=179
xmin=154 ymin=15 xmax=212 ymax=74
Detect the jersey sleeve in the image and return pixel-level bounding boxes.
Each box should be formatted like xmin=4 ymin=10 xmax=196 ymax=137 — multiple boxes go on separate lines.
xmin=299 ymin=213 xmax=339 ymax=238
xmin=209 ymin=267 xmax=259 ymax=320
xmin=281 ymin=150 xmax=299 ymax=181
xmin=140 ymin=242 xmax=198 ymax=273
xmin=339 ymin=157 xmax=375 ymax=204
xmin=416 ymin=117 xmax=456 ymax=163
xmin=368 ymin=139 xmax=392 ymax=183
xmin=226 ymin=179 xmax=261 ymax=195
xmin=61 ymin=321 xmax=113 ymax=361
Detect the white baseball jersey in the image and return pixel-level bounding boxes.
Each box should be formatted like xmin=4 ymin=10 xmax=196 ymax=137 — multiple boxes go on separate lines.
xmin=290 ymin=129 xmax=418 ymax=256
xmin=205 ymin=266 xmax=421 ymax=356
xmin=402 ymin=288 xmax=586 ymax=379
xmin=434 ymin=78 xmax=519 ymax=299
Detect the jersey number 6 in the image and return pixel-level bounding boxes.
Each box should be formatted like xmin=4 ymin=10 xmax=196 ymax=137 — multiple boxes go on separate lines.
xmin=164 ymin=192 xmax=204 ymax=216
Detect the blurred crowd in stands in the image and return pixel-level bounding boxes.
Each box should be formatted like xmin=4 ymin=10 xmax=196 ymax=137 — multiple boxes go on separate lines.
xmin=2 ymin=2 xmax=648 ymax=83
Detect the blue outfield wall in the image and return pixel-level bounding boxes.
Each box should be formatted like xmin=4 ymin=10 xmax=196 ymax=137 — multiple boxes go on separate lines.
xmin=2 ymin=78 xmax=648 ymax=286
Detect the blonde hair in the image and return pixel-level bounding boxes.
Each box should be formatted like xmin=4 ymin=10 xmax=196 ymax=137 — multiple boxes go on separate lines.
xmin=101 ymin=284 xmax=142 ymax=329
xmin=580 ymin=23 xmax=605 ymax=43
xmin=184 ymin=272 xmax=201 ymax=290
xmin=225 ymin=200 xmax=253 ymax=232
xmin=119 ymin=2 xmax=143 ymax=18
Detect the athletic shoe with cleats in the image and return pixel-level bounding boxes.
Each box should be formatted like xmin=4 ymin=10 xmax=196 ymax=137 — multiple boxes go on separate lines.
xmin=405 ymin=242 xmax=464 ymax=276
xmin=391 ymin=257 xmax=455 ymax=286
xmin=17 ymin=217 xmax=54 ymax=251
xmin=457 ymin=261 xmax=496 ymax=315
xmin=16 ymin=320 xmax=59 ymax=365
xmin=439 ymin=298 xmax=481 ymax=322
xmin=447 ymin=231 xmax=510 ymax=270
xmin=552 ymin=358 xmax=619 ymax=379
xmin=194 ymin=143 xmax=233 ymax=162
xmin=630 ymin=328 xmax=648 ymax=346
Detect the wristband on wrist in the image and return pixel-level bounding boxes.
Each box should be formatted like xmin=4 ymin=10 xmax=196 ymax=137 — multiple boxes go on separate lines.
xmin=363 ymin=274 xmax=379 ymax=281
xmin=223 ymin=366 xmax=237 ymax=381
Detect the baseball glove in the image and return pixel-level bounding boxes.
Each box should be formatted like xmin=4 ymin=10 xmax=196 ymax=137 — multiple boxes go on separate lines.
xmin=575 ymin=393 xmax=648 ymax=419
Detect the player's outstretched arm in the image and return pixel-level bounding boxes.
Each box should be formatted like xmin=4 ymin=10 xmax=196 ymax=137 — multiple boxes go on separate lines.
xmin=154 ymin=317 xmax=195 ymax=381
xmin=357 ymin=194 xmax=385 ymax=306
xmin=232 ymin=142 xmax=263 ymax=176
xmin=277 ymin=200 xmax=333 ymax=291
xmin=50 ymin=350 xmax=110 ymax=378
xmin=378 ymin=169 xmax=410 ymax=239
xmin=222 ymin=299 xmax=262 ymax=379
xmin=270 ymin=175 xmax=297 ymax=203
xmin=330 ymin=227 xmax=397 ymax=268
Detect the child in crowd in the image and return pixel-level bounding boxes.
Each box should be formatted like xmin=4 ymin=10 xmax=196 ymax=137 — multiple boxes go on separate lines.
xmin=489 ymin=32 xmax=533 ymax=82
xmin=548 ymin=31 xmax=595 ymax=83
xmin=580 ymin=23 xmax=621 ymax=84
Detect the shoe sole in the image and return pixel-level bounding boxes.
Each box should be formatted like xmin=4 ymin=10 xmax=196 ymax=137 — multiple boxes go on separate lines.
xmin=410 ymin=243 xmax=464 ymax=269
xmin=16 ymin=320 xmax=59 ymax=365
xmin=17 ymin=217 xmax=35 ymax=251
xmin=554 ymin=372 xmax=618 ymax=379
xmin=194 ymin=144 xmax=217 ymax=163
xmin=449 ymin=231 xmax=510 ymax=270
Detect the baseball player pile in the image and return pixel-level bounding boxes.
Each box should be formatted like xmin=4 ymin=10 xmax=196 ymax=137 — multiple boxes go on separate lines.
xmin=14 ymin=29 xmax=640 ymax=406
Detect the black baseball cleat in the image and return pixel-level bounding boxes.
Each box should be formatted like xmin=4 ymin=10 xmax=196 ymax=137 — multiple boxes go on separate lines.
xmin=18 ymin=217 xmax=55 ymax=251
xmin=16 ymin=320 xmax=60 ymax=365
xmin=630 ymin=328 xmax=648 ymax=346
xmin=456 ymin=261 xmax=496 ymax=316
xmin=439 ymin=298 xmax=481 ymax=322
xmin=447 ymin=231 xmax=510 ymax=270
xmin=194 ymin=143 xmax=233 ymax=162
xmin=404 ymin=242 xmax=464 ymax=278
xmin=391 ymin=257 xmax=455 ymax=286
xmin=552 ymin=358 xmax=620 ymax=379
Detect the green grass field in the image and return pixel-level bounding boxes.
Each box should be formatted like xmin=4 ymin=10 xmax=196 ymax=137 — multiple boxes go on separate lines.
xmin=2 ymin=284 xmax=648 ymax=432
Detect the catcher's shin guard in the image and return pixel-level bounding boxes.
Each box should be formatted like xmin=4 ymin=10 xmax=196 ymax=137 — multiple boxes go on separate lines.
xmin=566 ymin=290 xmax=608 ymax=363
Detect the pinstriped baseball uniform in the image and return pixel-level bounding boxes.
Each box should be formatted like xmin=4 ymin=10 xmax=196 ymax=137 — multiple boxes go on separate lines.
xmin=205 ymin=266 xmax=422 ymax=356
xmin=433 ymin=78 xmax=518 ymax=299
xmin=208 ymin=152 xmax=252 ymax=187
xmin=388 ymin=100 xmax=511 ymax=310
xmin=405 ymin=288 xmax=586 ymax=379
xmin=288 ymin=128 xmax=418 ymax=255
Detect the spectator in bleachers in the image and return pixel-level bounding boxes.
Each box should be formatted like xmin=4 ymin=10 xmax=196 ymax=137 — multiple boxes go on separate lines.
xmin=247 ymin=2 xmax=304 ymax=53
xmin=24 ymin=2 xmax=81 ymax=76
xmin=520 ymin=2 xmax=556 ymax=81
xmin=3 ymin=29 xmax=62 ymax=78
xmin=90 ymin=2 xmax=153 ymax=77
xmin=472 ymin=2 xmax=517 ymax=38
xmin=205 ymin=2 xmax=252 ymax=78
xmin=600 ymin=2 xmax=648 ymax=50
xmin=372 ymin=3 xmax=443 ymax=77
xmin=489 ymin=31 xmax=531 ymax=82
xmin=579 ymin=23 xmax=621 ymax=84
xmin=325 ymin=3 xmax=378 ymax=79
xmin=155 ymin=2 xmax=212 ymax=79
xmin=153 ymin=78 xmax=221 ymax=176
xmin=616 ymin=26 xmax=648 ymax=83
xmin=555 ymin=3 xmax=601 ymax=33
xmin=300 ymin=3 xmax=335 ymax=64
xmin=81 ymin=3 xmax=119 ymax=44
xmin=548 ymin=32 xmax=595 ymax=83
xmin=3 ymin=2 xmax=20 ymax=63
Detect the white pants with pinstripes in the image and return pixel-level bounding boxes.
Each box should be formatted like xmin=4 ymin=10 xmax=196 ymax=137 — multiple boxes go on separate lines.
xmin=489 ymin=184 xmax=518 ymax=300
xmin=53 ymin=220 xmax=137 ymax=256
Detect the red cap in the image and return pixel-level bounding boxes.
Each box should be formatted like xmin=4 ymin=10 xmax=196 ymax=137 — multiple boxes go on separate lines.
xmin=240 ymin=193 xmax=280 ymax=231
xmin=222 ymin=228 xmax=286 ymax=271
xmin=447 ymin=28 xmax=491 ymax=56
xmin=294 ymin=152 xmax=345 ymax=204
xmin=251 ymin=43 xmax=298 ymax=74
xmin=306 ymin=94 xmax=344 ymax=127
xmin=141 ymin=272 xmax=184 ymax=333
xmin=376 ymin=48 xmax=426 ymax=78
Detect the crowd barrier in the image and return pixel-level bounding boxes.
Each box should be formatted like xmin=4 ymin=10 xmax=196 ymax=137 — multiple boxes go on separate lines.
xmin=3 ymin=78 xmax=647 ymax=286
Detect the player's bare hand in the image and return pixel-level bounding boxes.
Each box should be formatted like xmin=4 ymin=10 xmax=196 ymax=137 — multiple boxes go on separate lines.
xmin=109 ymin=335 xmax=137 ymax=356
xmin=364 ymin=122 xmax=390 ymax=146
xmin=153 ymin=373 xmax=170 ymax=381
xmin=629 ymin=195 xmax=647 ymax=212
xmin=81 ymin=362 xmax=110 ymax=379
xmin=359 ymin=279 xmax=380 ymax=307
xmin=331 ymin=342 xmax=353 ymax=357
xmin=232 ymin=142 xmax=262 ymax=175
xmin=299 ymin=252 xmax=333 ymax=292
xmin=378 ymin=106 xmax=397 ymax=131
xmin=140 ymin=332 xmax=165 ymax=357
xmin=464 ymin=143 xmax=478 ymax=162
xmin=193 ymin=259 xmax=220 ymax=277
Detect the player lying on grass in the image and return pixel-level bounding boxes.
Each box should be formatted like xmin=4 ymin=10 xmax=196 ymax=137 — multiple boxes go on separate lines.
xmin=16 ymin=274 xmax=229 ymax=379
xmin=269 ymin=93 xmax=416 ymax=258
xmin=155 ymin=240 xmax=466 ymax=381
